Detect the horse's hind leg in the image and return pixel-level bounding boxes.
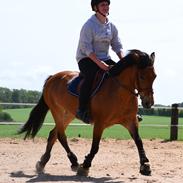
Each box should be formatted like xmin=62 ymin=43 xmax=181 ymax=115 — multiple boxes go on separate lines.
xmin=52 ymin=109 xmax=79 ymax=171
xmin=57 ymin=133 xmax=79 ymax=171
xmin=36 ymin=127 xmax=57 ymax=173
xmin=128 ymin=124 xmax=151 ymax=176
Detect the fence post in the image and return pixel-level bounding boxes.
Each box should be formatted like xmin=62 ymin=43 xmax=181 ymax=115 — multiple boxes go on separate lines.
xmin=170 ymin=103 xmax=179 ymax=140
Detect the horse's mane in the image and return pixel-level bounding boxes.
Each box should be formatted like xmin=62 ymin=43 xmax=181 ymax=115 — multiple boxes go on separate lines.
xmin=108 ymin=49 xmax=152 ymax=77
xmin=129 ymin=49 xmax=153 ymax=69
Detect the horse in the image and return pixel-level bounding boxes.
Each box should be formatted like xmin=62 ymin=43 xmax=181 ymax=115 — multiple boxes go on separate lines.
xmin=18 ymin=49 xmax=156 ymax=176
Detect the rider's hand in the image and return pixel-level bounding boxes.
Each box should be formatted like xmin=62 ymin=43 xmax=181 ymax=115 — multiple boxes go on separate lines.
xmin=98 ymin=61 xmax=109 ymax=71
xmin=88 ymin=53 xmax=109 ymax=71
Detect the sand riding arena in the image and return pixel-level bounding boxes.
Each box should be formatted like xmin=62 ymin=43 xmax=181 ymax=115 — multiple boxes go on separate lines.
xmin=0 ymin=138 xmax=183 ymax=183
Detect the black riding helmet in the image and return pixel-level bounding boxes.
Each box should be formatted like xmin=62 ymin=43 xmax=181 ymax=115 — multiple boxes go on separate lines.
xmin=91 ymin=0 xmax=110 ymax=11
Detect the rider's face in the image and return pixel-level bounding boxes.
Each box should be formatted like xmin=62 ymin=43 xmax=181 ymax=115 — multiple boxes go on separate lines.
xmin=97 ymin=2 xmax=109 ymax=15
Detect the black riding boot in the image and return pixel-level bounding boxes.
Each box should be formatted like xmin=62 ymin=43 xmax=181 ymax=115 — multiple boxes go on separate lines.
xmin=76 ymin=109 xmax=90 ymax=124
xmin=76 ymin=78 xmax=92 ymax=124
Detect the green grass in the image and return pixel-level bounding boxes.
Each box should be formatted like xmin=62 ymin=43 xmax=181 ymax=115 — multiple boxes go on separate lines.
xmin=3 ymin=108 xmax=54 ymax=123
xmin=1 ymin=108 xmax=183 ymax=140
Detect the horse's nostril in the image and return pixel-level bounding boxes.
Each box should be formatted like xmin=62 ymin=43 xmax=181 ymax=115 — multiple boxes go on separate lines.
xmin=142 ymin=100 xmax=152 ymax=109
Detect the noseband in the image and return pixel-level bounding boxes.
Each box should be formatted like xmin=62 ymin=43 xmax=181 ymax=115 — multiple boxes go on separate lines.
xmin=138 ymin=88 xmax=154 ymax=100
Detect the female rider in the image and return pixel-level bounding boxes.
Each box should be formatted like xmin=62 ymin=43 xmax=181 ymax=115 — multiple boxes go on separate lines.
xmin=76 ymin=0 xmax=124 ymax=123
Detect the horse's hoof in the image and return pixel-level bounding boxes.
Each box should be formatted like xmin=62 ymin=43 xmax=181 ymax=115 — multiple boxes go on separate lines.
xmin=36 ymin=161 xmax=45 ymax=174
xmin=77 ymin=164 xmax=89 ymax=176
xmin=71 ymin=164 xmax=79 ymax=172
xmin=140 ymin=163 xmax=151 ymax=176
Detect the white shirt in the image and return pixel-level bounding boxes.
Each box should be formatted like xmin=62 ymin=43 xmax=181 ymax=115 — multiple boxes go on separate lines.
xmin=76 ymin=14 xmax=123 ymax=62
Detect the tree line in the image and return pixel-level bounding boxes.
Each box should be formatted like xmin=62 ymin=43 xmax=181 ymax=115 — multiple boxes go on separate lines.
xmin=0 ymin=87 xmax=41 ymax=108
xmin=0 ymin=87 xmax=41 ymax=121
xmin=139 ymin=106 xmax=183 ymax=118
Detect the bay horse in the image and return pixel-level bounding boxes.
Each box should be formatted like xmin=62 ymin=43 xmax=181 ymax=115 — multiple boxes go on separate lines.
xmin=18 ymin=49 xmax=156 ymax=176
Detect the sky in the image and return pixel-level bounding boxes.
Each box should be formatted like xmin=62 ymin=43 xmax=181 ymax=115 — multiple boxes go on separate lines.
xmin=0 ymin=0 xmax=183 ymax=105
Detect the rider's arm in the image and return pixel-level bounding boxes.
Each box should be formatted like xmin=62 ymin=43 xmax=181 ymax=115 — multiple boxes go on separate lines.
xmin=116 ymin=51 xmax=124 ymax=60
xmin=88 ymin=52 xmax=109 ymax=71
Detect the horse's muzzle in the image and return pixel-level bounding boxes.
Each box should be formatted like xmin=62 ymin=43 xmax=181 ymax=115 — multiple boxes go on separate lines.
xmin=141 ymin=95 xmax=154 ymax=109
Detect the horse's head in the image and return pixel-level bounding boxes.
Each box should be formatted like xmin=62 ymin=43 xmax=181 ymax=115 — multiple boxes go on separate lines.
xmin=135 ymin=51 xmax=156 ymax=108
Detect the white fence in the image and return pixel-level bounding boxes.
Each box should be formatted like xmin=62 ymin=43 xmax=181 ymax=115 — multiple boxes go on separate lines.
xmin=0 ymin=103 xmax=183 ymax=127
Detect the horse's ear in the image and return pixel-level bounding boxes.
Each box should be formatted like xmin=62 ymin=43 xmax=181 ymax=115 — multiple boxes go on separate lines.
xmin=150 ymin=52 xmax=155 ymax=65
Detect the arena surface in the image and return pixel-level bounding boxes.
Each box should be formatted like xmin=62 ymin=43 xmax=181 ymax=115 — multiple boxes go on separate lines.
xmin=0 ymin=138 xmax=183 ymax=183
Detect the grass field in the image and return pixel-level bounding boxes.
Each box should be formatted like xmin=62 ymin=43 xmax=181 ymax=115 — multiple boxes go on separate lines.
xmin=1 ymin=108 xmax=183 ymax=140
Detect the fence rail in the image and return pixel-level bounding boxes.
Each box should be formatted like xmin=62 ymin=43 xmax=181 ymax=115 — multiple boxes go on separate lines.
xmin=0 ymin=103 xmax=182 ymax=140
xmin=0 ymin=102 xmax=36 ymax=106
xmin=1 ymin=102 xmax=183 ymax=109
xmin=0 ymin=122 xmax=183 ymax=128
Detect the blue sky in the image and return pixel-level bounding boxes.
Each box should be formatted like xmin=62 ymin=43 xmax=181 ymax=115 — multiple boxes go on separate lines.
xmin=0 ymin=0 xmax=183 ymax=105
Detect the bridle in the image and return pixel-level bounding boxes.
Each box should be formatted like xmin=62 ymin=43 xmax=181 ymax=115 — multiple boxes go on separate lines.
xmin=111 ymin=76 xmax=139 ymax=97
xmin=136 ymin=67 xmax=154 ymax=98
xmin=110 ymin=67 xmax=154 ymax=98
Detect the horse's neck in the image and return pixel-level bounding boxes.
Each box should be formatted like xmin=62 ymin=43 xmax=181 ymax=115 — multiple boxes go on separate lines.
xmin=116 ymin=66 xmax=137 ymax=90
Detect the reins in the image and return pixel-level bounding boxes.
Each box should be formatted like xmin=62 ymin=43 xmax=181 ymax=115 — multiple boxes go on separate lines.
xmin=111 ymin=76 xmax=139 ymax=97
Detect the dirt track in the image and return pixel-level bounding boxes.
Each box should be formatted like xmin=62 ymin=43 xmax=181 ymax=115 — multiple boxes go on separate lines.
xmin=0 ymin=138 xmax=183 ymax=183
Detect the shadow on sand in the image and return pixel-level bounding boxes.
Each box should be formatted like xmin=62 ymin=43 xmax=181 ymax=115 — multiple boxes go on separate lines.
xmin=10 ymin=171 xmax=124 ymax=183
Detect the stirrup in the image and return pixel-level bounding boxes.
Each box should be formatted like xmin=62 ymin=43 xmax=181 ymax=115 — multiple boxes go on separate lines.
xmin=76 ymin=110 xmax=91 ymax=124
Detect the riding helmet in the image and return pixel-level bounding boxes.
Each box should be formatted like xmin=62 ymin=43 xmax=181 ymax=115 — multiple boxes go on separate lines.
xmin=91 ymin=0 xmax=110 ymax=11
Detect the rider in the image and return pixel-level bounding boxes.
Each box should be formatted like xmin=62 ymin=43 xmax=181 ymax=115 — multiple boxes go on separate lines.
xmin=76 ymin=0 xmax=143 ymax=123
xmin=76 ymin=0 xmax=124 ymax=123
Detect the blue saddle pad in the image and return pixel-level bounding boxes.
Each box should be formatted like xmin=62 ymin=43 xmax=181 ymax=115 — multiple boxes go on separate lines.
xmin=67 ymin=72 xmax=107 ymax=97
xmin=67 ymin=76 xmax=82 ymax=97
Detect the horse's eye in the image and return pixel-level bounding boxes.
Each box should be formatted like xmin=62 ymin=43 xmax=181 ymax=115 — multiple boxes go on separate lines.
xmin=139 ymin=75 xmax=145 ymax=80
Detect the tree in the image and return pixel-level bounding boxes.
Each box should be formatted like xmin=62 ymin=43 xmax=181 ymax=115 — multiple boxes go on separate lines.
xmin=0 ymin=86 xmax=41 ymax=108
xmin=0 ymin=87 xmax=12 ymax=102
xmin=12 ymin=89 xmax=20 ymax=103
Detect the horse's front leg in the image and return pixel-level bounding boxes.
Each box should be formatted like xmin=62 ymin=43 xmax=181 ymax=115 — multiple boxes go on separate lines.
xmin=129 ymin=124 xmax=151 ymax=176
xmin=77 ymin=124 xmax=103 ymax=176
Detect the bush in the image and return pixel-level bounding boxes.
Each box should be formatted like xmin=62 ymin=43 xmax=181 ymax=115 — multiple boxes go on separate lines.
xmin=0 ymin=112 xmax=13 ymax=122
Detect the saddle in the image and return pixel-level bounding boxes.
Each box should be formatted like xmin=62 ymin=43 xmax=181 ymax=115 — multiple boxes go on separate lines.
xmin=67 ymin=70 xmax=107 ymax=97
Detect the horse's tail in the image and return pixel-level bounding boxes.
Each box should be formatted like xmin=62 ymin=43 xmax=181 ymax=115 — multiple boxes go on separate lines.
xmin=18 ymin=94 xmax=49 ymax=139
